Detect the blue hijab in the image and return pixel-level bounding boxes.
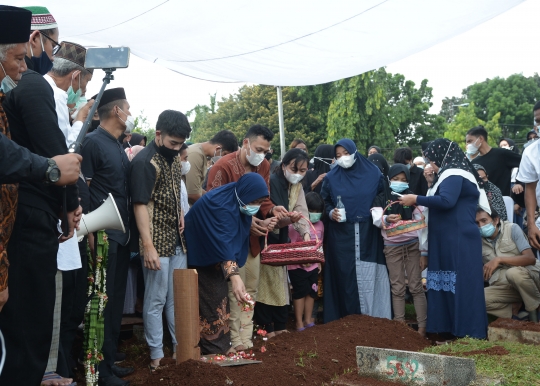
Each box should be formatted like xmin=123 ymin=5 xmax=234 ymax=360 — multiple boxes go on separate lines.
xmin=185 ymin=173 xmax=269 ymax=268
xmin=325 ymin=138 xmax=382 ymax=223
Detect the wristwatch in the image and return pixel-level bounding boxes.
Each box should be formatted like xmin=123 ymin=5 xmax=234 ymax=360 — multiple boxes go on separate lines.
xmin=45 ymin=158 xmax=61 ymax=184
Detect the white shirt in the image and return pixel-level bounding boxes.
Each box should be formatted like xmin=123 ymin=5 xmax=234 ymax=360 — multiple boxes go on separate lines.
xmin=517 ymin=139 xmax=540 ymax=228
xmin=180 ymin=180 xmax=190 ymax=216
xmin=43 ymin=74 xmax=83 ymax=270
xmin=43 ymin=74 xmax=83 ymax=148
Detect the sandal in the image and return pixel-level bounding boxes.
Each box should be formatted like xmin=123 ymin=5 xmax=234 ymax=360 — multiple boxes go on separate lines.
xmin=305 ymin=323 xmax=315 ymax=328
xmin=149 ymin=364 xmax=162 ymax=373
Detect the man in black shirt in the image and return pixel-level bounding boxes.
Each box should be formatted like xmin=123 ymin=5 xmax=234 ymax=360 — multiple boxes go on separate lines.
xmin=81 ymin=88 xmax=133 ymax=386
xmin=467 ymin=125 xmax=521 ymax=196
xmin=393 ymin=147 xmax=428 ymax=196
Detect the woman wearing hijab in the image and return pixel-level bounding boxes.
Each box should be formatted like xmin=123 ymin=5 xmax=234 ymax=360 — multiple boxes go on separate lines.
xmin=321 ymin=139 xmax=391 ymax=323
xmin=399 ymin=138 xmax=489 ymax=340
xmin=473 ymin=164 xmax=508 ymax=221
xmin=368 ymin=153 xmax=389 ymax=177
xmin=368 ymin=145 xmax=381 ymax=156
xmin=255 ymin=149 xmax=311 ymax=337
xmin=185 ymin=173 xmax=270 ymax=354
xmin=123 ymin=133 xmax=147 ymax=148
xmin=304 ymin=144 xmax=334 ymax=194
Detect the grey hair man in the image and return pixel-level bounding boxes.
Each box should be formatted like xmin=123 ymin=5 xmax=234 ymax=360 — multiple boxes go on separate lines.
xmin=46 ymin=41 xmax=95 ymax=147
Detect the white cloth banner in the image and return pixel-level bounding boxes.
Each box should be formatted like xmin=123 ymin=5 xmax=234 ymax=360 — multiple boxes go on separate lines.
xmin=7 ymin=0 xmax=523 ymax=85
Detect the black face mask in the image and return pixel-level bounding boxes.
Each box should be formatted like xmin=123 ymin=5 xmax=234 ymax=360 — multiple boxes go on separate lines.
xmin=88 ymin=120 xmax=100 ymax=133
xmin=159 ymin=144 xmax=180 ymax=162
xmin=265 ymin=152 xmax=273 ymax=161
xmin=118 ymin=132 xmax=127 ymax=143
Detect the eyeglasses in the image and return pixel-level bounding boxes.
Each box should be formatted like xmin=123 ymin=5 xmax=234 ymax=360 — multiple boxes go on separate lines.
xmin=41 ymin=32 xmax=61 ymax=55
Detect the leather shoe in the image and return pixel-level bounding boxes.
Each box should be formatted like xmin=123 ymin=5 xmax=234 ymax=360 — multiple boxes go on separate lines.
xmin=98 ymin=375 xmax=130 ymax=386
xmin=111 ymin=364 xmax=134 ymax=378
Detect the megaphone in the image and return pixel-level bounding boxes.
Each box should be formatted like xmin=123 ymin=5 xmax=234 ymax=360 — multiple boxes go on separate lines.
xmin=77 ymin=193 xmax=125 ymax=241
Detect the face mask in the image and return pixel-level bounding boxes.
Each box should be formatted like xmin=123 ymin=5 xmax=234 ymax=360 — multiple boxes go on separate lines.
xmin=284 ymin=168 xmax=304 ymax=184
xmin=479 ymin=222 xmax=496 ymax=238
xmin=501 ymin=145 xmax=510 ymax=150
xmin=181 ymin=160 xmax=191 ymax=175
xmin=265 ymin=152 xmax=273 ymax=161
xmin=0 ymin=62 xmax=17 ymax=93
xmin=245 ymin=140 xmax=265 ymax=167
xmin=309 ymin=212 xmax=322 ymax=223
xmin=30 ymin=34 xmax=54 ymax=75
xmin=70 ymin=96 xmax=88 ymax=120
xmin=117 ymin=107 xmax=135 ymax=133
xmin=329 ymin=160 xmax=338 ymax=170
xmin=67 ymin=72 xmax=82 ymax=104
xmin=235 ymin=189 xmax=260 ymax=216
xmin=390 ymin=181 xmax=409 ymax=193
xmin=406 ymin=163 xmax=411 ymax=170
xmin=466 ymin=139 xmax=480 ymax=155
xmin=88 ymin=120 xmax=100 ymax=133
xmin=417 ymin=165 xmax=424 ymax=169
xmin=336 ymin=153 xmax=356 ymax=169
xmin=159 ymin=143 xmax=180 ymax=162
xmin=211 ymin=148 xmax=222 ymax=164
xmin=524 ymin=138 xmax=538 ymax=149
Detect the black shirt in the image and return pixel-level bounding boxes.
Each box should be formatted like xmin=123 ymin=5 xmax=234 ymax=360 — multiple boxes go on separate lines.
xmin=3 ymin=69 xmax=79 ymax=218
xmin=81 ymin=127 xmax=130 ymax=245
xmin=0 ymin=131 xmax=48 ymax=185
xmin=472 ymin=148 xmax=521 ymax=196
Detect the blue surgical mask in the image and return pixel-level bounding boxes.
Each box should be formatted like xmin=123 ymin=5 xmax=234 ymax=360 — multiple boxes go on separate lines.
xmin=479 ymin=222 xmax=496 ymax=238
xmin=240 ymin=205 xmax=261 ymax=216
xmin=235 ymin=188 xmax=260 ymax=216
xmin=309 ymin=212 xmax=322 ymax=223
xmin=390 ymin=181 xmax=409 ymax=193
xmin=406 ymin=163 xmax=411 ymax=170
xmin=30 ymin=35 xmax=53 ymax=75
xmin=67 ymin=72 xmax=82 ymax=104
xmin=0 ymin=63 xmax=16 ymax=93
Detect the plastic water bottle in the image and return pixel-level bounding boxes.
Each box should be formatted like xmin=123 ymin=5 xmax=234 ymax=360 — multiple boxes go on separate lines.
xmin=335 ymin=195 xmax=346 ymax=223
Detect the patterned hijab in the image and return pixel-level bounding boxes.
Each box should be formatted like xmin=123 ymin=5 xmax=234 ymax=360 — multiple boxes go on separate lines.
xmin=423 ymin=138 xmax=484 ymax=189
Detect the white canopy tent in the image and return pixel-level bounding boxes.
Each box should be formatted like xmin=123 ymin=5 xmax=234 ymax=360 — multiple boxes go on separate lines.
xmin=7 ymin=0 xmax=524 ymax=152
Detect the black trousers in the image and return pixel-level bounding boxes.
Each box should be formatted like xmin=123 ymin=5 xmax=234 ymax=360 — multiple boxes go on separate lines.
xmin=98 ymin=240 xmax=130 ymax=377
xmin=0 ymin=204 xmax=59 ymax=386
xmin=57 ymin=237 xmax=89 ymax=378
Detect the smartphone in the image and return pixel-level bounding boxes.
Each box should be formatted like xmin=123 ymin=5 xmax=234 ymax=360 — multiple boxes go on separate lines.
xmin=84 ymin=47 xmax=130 ymax=69
xmin=391 ymin=191 xmax=403 ymax=197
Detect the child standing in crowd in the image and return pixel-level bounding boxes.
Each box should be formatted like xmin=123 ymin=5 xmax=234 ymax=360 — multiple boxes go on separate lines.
xmin=371 ymin=164 xmax=428 ymax=337
xmin=288 ymin=192 xmax=324 ymax=331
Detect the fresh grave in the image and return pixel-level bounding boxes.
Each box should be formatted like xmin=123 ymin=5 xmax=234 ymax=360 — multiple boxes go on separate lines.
xmin=488 ymin=317 xmax=540 ymax=345
xmin=116 ymin=314 xmax=431 ymax=385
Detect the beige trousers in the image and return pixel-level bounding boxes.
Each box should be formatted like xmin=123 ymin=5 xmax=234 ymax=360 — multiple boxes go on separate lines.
xmin=228 ymin=252 xmax=260 ymax=349
xmin=485 ymin=266 xmax=540 ymax=318
xmin=384 ymin=242 xmax=427 ymax=328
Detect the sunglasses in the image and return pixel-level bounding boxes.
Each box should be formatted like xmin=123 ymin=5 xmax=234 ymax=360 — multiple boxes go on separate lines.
xmin=41 ymin=32 xmax=61 ymax=55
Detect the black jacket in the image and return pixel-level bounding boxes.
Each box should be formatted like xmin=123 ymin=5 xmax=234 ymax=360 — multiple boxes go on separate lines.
xmin=409 ymin=165 xmax=428 ymax=196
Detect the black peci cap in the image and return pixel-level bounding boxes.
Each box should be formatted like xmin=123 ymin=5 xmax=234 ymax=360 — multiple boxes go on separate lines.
xmin=0 ymin=6 xmax=32 ymax=44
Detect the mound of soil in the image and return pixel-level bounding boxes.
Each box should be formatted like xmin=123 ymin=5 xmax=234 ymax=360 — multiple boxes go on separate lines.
xmin=123 ymin=314 xmax=430 ymax=385
xmin=490 ymin=318 xmax=540 ymax=332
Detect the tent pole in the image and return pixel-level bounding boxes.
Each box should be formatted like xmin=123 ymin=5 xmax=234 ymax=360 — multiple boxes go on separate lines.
xmin=276 ymin=86 xmax=285 ymax=159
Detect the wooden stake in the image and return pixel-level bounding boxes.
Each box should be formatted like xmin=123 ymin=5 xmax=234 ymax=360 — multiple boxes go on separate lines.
xmin=173 ymin=269 xmax=200 ymax=363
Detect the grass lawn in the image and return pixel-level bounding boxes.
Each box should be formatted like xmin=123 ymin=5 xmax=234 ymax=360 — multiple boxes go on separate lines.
xmin=423 ymin=338 xmax=540 ymax=385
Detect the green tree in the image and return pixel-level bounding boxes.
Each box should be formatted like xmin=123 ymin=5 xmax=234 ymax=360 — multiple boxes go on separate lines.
xmin=133 ymin=110 xmax=155 ymax=143
xmin=190 ymin=85 xmax=325 ymax=158
xmin=443 ymin=73 xmax=540 ymax=140
xmin=439 ymin=96 xmax=467 ymax=123
xmin=443 ymin=102 xmax=501 ymax=150
xmin=327 ymin=69 xmax=445 ymax=158
xmin=186 ymin=93 xmax=216 ymax=140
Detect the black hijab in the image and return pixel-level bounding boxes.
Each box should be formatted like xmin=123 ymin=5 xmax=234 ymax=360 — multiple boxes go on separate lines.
xmin=423 ymin=138 xmax=484 ymax=189
xmin=373 ymin=164 xmax=414 ymax=220
xmin=123 ymin=133 xmax=146 ymax=148
xmin=368 ymin=145 xmax=381 ymax=154
xmin=368 ymin=154 xmax=389 ymax=177
xmin=500 ymin=138 xmax=520 ymax=154
xmin=312 ymin=144 xmax=334 ymax=175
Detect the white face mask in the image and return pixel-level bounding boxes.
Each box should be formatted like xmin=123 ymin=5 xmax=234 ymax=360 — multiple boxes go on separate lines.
xmin=245 ymin=140 xmax=265 ymax=167
xmin=284 ymin=168 xmax=304 ymax=184
xmin=466 ymin=138 xmax=480 ymax=155
xmin=336 ymin=153 xmax=356 ymax=169
xmin=181 ymin=160 xmax=191 ymax=175
xmin=118 ymin=108 xmax=135 ymax=134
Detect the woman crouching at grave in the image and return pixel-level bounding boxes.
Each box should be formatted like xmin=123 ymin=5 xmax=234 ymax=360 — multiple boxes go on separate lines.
xmin=185 ymin=173 xmax=273 ymax=354
xmin=254 ymin=149 xmax=311 ymax=337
